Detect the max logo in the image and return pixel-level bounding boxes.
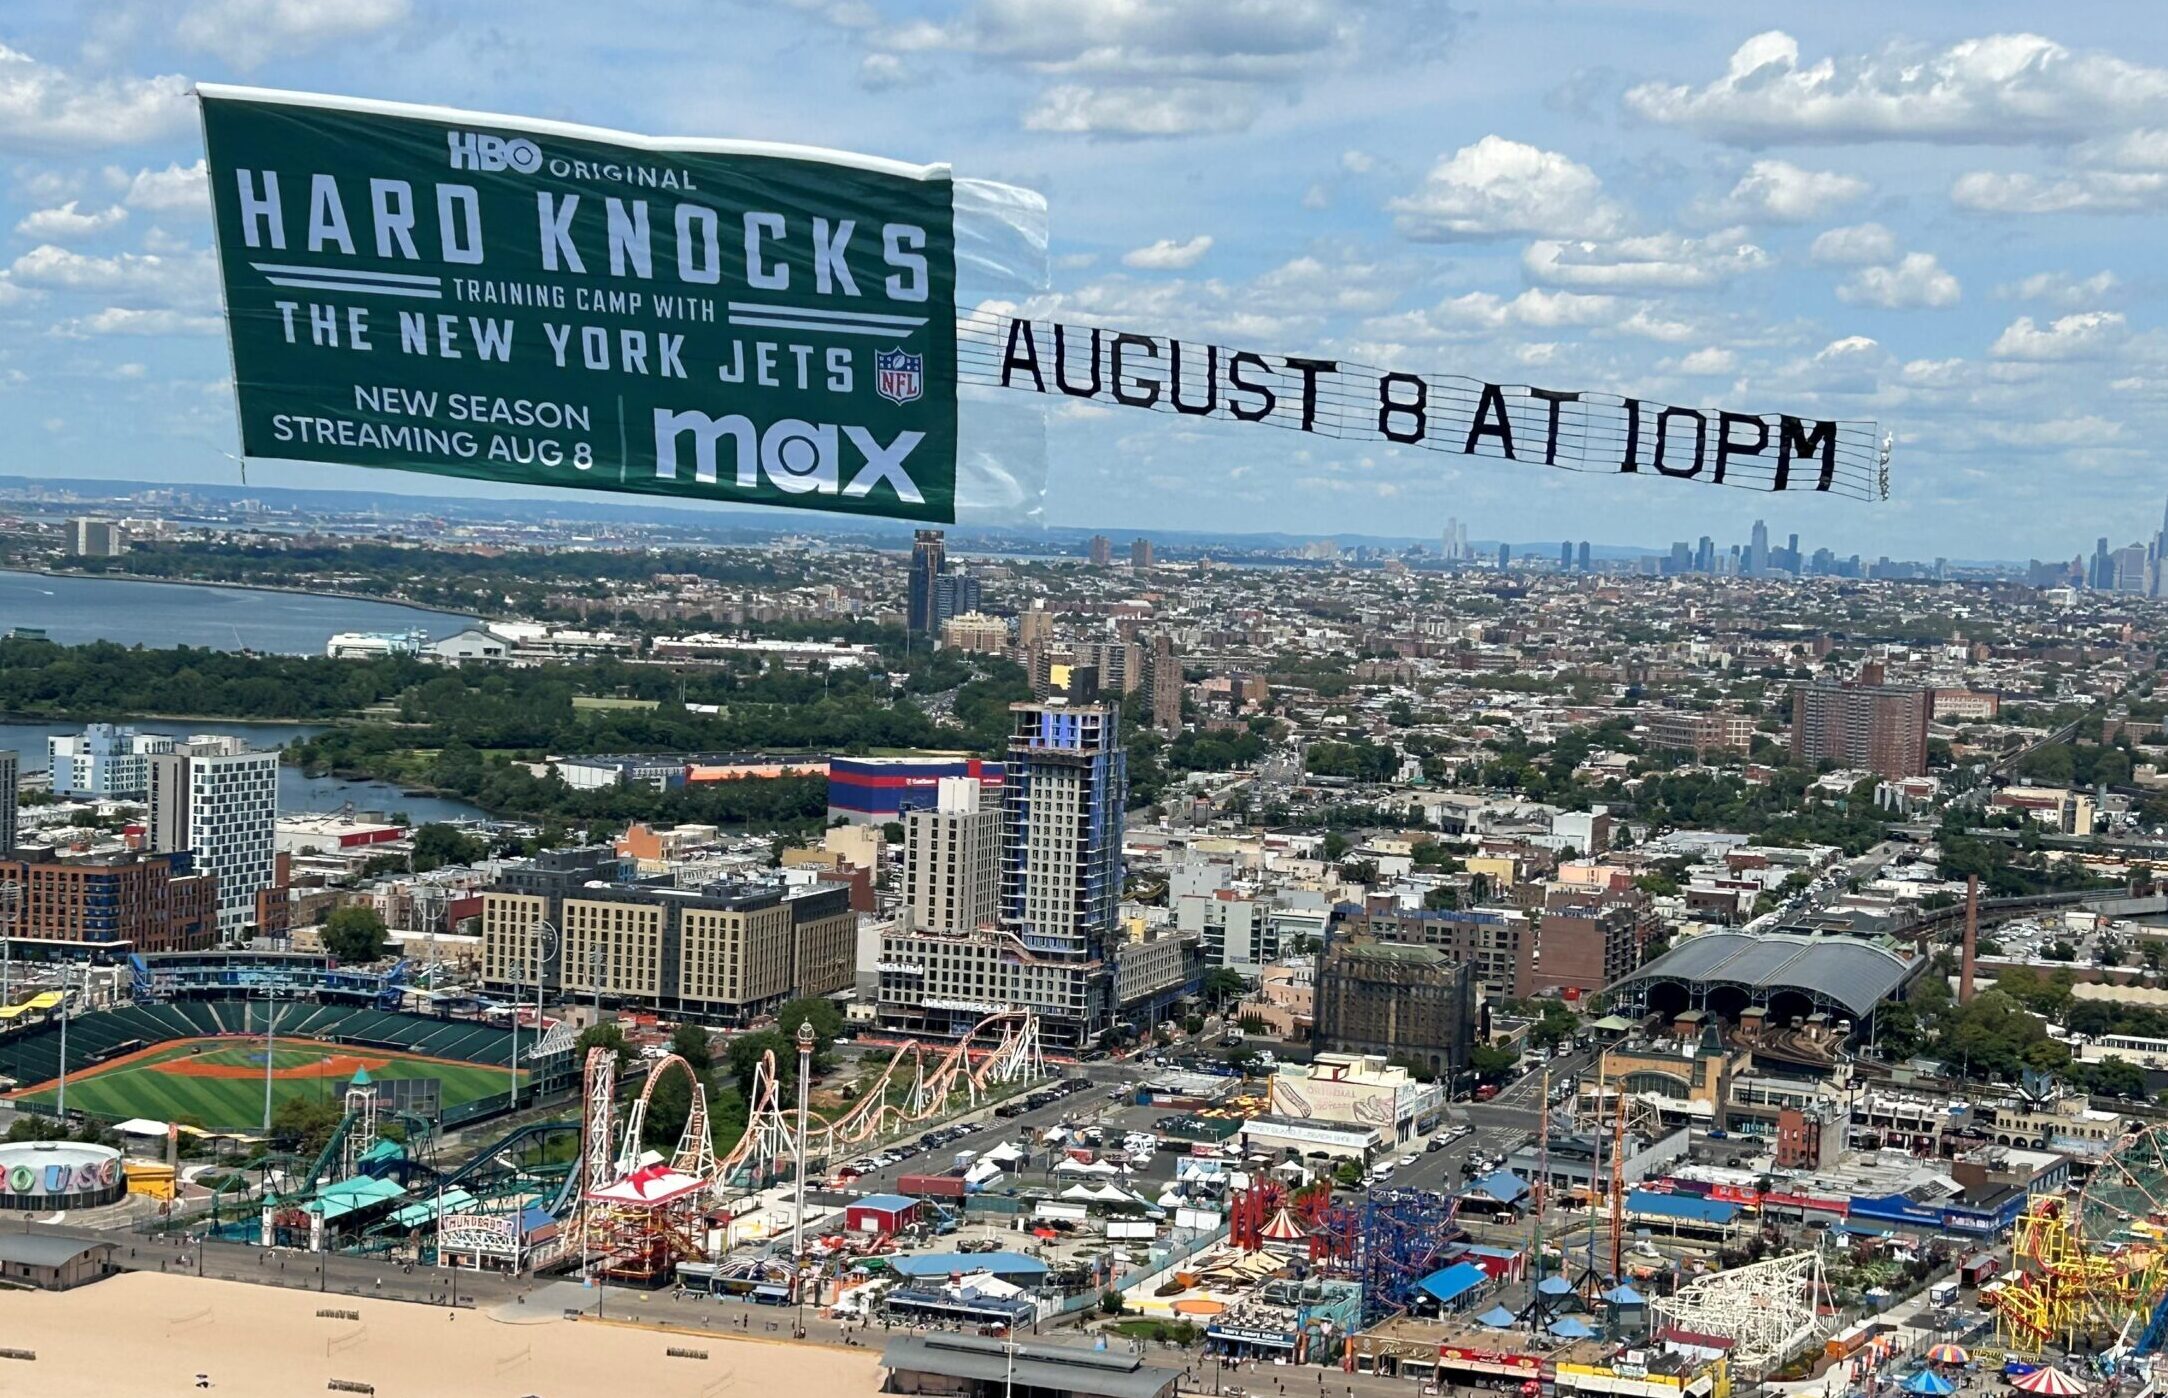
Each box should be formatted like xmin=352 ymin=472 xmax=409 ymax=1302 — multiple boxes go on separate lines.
xmin=651 ymin=410 xmax=925 ymax=504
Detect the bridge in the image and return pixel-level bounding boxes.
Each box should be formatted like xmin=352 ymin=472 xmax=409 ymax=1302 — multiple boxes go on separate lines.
xmin=1901 ymin=888 xmax=2168 ymax=945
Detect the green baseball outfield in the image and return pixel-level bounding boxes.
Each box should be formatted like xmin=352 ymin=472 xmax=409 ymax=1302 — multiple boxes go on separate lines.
xmin=9 ymin=1038 xmax=521 ymax=1131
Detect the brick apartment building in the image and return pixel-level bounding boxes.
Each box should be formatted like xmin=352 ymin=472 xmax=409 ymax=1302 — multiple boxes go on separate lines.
xmin=0 ymin=851 xmax=218 ymax=954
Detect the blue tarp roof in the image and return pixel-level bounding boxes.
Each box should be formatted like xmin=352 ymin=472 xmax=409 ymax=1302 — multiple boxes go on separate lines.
xmin=1901 ymin=1373 xmax=1955 ymax=1396
xmin=1626 ymin=1189 xmax=1738 ymax=1225
xmin=1416 ymin=1262 xmax=1488 ymax=1307
xmin=854 ymin=1193 xmax=919 ymax=1214
xmin=1604 ymin=1284 xmax=1645 ymax=1305
xmin=1536 ymin=1275 xmax=1575 ymax=1296
xmin=1549 ymin=1317 xmax=1597 ymax=1339
xmin=889 ymin=1251 xmax=1049 ymax=1279
xmin=1467 ymin=1170 xmax=1529 ymax=1203
xmin=1476 ymin=1305 xmax=1519 ymax=1329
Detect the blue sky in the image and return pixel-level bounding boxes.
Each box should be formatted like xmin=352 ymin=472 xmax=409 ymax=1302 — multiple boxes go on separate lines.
xmin=0 ymin=1 xmax=2165 ymax=558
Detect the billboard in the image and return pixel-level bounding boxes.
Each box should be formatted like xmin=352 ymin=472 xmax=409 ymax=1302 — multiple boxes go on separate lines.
xmin=199 ymin=86 xmax=972 ymax=522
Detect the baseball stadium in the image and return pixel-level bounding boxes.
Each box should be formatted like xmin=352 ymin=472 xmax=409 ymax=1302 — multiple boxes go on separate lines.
xmin=0 ymin=953 xmax=571 ymax=1135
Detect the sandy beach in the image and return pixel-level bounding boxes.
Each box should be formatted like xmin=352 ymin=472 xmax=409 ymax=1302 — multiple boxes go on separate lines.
xmin=0 ymin=1271 xmax=890 ymax=1398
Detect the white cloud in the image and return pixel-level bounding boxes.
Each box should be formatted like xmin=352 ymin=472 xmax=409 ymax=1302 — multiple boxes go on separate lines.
xmin=8 ymin=244 xmax=215 ymax=309
xmin=1025 ymin=82 xmax=1257 ymax=137
xmin=1950 ymin=169 xmax=2168 ymax=214
xmin=0 ymin=44 xmax=191 ymax=150
xmin=1122 ymin=236 xmax=1214 ymax=270
xmin=1982 ymin=415 xmax=2124 ymax=447
xmin=1900 ymin=358 xmax=1967 ymax=389
xmin=122 ymin=159 xmax=210 ymax=213
xmin=1391 ymin=136 xmax=1625 ymax=241
xmin=883 ymin=0 xmax=1402 ymax=137
xmin=16 ymin=201 xmax=127 ymax=240
xmin=1838 ymin=252 xmax=1962 ymax=309
xmin=1341 ymin=150 xmax=1376 ymax=174
xmin=1989 ymin=310 xmax=2128 ymax=360
xmin=1523 ymin=229 xmax=1768 ymax=290
xmin=1996 ymin=270 xmax=2119 ymax=305
xmin=858 ymin=53 xmax=914 ymax=91
xmin=1809 ymin=222 xmax=1898 ymax=265
xmin=54 ymin=307 xmax=222 ymax=336
xmin=175 ymin=0 xmax=410 ymax=68
xmin=1670 ymin=347 xmax=1736 ymax=375
xmin=1625 ymin=30 xmax=2168 ymax=146
xmin=1707 ymin=159 xmax=1868 ymax=223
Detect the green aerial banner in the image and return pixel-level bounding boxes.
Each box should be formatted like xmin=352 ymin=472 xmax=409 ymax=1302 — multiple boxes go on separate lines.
xmin=199 ymin=86 xmax=963 ymax=522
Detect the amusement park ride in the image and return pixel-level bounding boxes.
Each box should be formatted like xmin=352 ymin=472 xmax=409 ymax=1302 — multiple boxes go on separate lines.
xmin=1989 ymin=1122 xmax=2168 ymax=1361
xmin=252 ymin=1009 xmax=1045 ymax=1281
xmin=573 ymin=1008 xmax=1046 ymax=1284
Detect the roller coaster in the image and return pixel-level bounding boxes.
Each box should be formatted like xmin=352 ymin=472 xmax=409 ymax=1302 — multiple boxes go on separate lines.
xmin=578 ymin=1009 xmax=1045 ymax=1284
xmin=240 ymin=1010 xmax=1043 ymax=1280
xmin=1989 ymin=1123 xmax=2168 ymax=1357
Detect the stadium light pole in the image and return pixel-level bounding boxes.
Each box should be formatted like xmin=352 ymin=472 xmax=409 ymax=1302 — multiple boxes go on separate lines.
xmin=55 ymin=962 xmax=71 ymax=1118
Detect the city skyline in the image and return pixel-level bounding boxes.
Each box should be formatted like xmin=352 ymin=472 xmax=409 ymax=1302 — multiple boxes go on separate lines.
xmin=0 ymin=5 xmax=2158 ymax=552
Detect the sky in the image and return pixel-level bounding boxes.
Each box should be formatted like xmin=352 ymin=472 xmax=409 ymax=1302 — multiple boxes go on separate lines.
xmin=0 ymin=1 xmax=2166 ymax=559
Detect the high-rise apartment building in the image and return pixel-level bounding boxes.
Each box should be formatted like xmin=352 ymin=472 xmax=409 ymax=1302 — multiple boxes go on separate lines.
xmin=479 ymin=845 xmax=628 ymax=997
xmin=146 ymin=736 xmax=278 ymax=942
xmin=939 ymin=612 xmax=1010 ymax=654
xmin=1147 ymin=632 xmax=1182 ymax=735
xmin=1695 ymin=536 xmax=1715 ymax=573
xmin=1088 ymin=535 xmax=1112 ymax=567
xmin=1558 ymin=541 xmax=1573 ymax=570
xmin=0 ymin=749 xmax=16 ymax=856
xmin=1313 ymin=940 xmax=1476 ymax=1079
xmin=68 ymin=518 xmax=126 ymax=558
xmin=907 ymin=529 xmax=948 ymax=636
xmin=877 ymin=700 xmax=1141 ymax=1050
xmin=903 ymin=777 xmax=1001 ymax=936
xmin=0 ymin=850 xmax=217 ymax=953
xmin=1497 ymin=543 xmax=1511 ymax=570
xmin=1130 ymin=538 xmax=1153 ymax=569
xmin=1789 ymin=678 xmax=1932 ymax=779
xmin=1747 ymin=520 xmax=1770 ymax=577
xmin=48 ymin=724 xmax=175 ymax=799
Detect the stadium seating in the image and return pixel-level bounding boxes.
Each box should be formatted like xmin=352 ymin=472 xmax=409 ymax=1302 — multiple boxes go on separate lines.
xmin=0 ymin=996 xmax=521 ymax=1089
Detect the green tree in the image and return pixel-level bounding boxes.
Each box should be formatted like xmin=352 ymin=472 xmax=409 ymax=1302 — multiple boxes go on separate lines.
xmin=774 ymin=998 xmax=843 ymax=1063
xmin=270 ymin=1096 xmax=347 ymax=1158
xmin=410 ymin=822 xmax=488 ymax=872
xmin=321 ymin=905 xmax=389 ymax=963
xmin=575 ymin=1021 xmax=636 ymax=1072
xmin=1470 ymin=1044 xmax=1519 ymax=1078
xmin=1202 ymin=967 xmax=1247 ymax=1010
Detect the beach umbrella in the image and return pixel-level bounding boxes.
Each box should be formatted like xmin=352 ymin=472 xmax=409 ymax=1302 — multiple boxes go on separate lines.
xmin=2011 ymin=1369 xmax=2086 ymax=1397
xmin=1926 ymin=1346 xmax=1969 ymax=1367
xmin=1901 ymin=1370 xmax=1955 ymax=1396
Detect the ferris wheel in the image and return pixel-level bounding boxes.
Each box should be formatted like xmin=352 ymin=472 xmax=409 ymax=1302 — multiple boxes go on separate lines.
xmin=2079 ymin=1123 xmax=2168 ymax=1251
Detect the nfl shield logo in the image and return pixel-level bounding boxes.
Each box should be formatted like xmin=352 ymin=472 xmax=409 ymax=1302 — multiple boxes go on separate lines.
xmin=875 ymin=347 xmax=924 ymax=406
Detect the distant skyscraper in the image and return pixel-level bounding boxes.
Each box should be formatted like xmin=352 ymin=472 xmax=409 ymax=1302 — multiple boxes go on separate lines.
xmin=907 ymin=529 xmax=946 ymax=636
xmin=1147 ymin=632 xmax=1182 ymax=735
xmin=2114 ymin=542 xmax=2148 ymax=592
xmin=1497 ymin=543 xmax=1511 ymax=571
xmin=2091 ymin=537 xmax=2112 ymax=591
xmin=1668 ymin=542 xmax=1692 ymax=573
xmin=1443 ymin=518 xmax=1458 ymax=560
xmin=1576 ymin=541 xmax=1591 ymax=573
xmin=147 ymin=736 xmax=278 ymax=943
xmin=1786 ymin=533 xmax=1801 ymax=574
xmin=1695 ymin=536 xmax=1715 ymax=574
xmin=1130 ymin=538 xmax=1153 ymax=569
xmin=0 ymin=750 xmax=16 ymax=857
xmin=1088 ymin=535 xmax=1112 ymax=567
xmin=1748 ymin=520 xmax=1770 ymax=577
xmin=1559 ymin=541 xmax=1573 ymax=570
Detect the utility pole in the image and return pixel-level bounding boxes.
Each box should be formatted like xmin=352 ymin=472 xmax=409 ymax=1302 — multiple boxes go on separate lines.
xmin=261 ymin=993 xmax=282 ymax=1134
